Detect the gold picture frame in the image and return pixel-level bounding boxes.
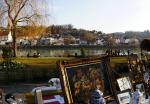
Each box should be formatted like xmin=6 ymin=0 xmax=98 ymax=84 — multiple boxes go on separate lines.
xmin=57 ymin=56 xmax=113 ymax=104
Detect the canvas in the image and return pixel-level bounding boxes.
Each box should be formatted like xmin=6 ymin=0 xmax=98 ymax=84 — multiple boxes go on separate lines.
xmin=58 ymin=57 xmax=112 ymax=104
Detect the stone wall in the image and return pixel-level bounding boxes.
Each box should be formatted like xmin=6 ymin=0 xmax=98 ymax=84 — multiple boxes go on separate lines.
xmin=0 ymin=68 xmax=58 ymax=83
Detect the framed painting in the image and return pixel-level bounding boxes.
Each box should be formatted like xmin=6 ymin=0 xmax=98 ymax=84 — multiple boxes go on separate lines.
xmin=57 ymin=56 xmax=113 ymax=104
xmin=117 ymin=77 xmax=132 ymax=91
xmin=117 ymin=90 xmax=132 ymax=104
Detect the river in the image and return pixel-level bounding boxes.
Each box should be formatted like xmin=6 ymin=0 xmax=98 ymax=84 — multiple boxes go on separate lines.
xmin=0 ymin=47 xmax=141 ymax=57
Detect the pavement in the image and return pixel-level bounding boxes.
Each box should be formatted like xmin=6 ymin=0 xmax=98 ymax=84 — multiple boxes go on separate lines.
xmin=0 ymin=83 xmax=48 ymax=104
xmin=0 ymin=83 xmax=150 ymax=104
xmin=0 ymin=83 xmax=48 ymax=93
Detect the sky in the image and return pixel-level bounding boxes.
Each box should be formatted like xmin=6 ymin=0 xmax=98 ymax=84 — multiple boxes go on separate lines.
xmin=47 ymin=0 xmax=150 ymax=33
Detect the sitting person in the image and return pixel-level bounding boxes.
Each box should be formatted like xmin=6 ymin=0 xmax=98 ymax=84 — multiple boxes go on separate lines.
xmin=33 ymin=52 xmax=40 ymax=57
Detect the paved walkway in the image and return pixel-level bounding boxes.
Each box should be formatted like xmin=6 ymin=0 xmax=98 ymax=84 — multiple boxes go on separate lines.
xmin=0 ymin=83 xmax=48 ymax=93
xmin=0 ymin=83 xmax=150 ymax=104
xmin=0 ymin=83 xmax=48 ymax=103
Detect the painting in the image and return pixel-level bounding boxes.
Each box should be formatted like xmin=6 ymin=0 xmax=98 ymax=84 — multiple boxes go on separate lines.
xmin=117 ymin=77 xmax=132 ymax=91
xmin=58 ymin=57 xmax=112 ymax=104
xmin=117 ymin=90 xmax=131 ymax=104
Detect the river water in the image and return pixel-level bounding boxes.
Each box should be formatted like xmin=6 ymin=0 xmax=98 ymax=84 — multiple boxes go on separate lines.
xmin=0 ymin=48 xmax=141 ymax=57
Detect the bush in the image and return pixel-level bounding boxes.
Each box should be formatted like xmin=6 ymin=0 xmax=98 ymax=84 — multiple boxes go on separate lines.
xmin=0 ymin=47 xmax=26 ymax=71
xmin=0 ymin=61 xmax=26 ymax=71
xmin=2 ymin=48 xmax=13 ymax=60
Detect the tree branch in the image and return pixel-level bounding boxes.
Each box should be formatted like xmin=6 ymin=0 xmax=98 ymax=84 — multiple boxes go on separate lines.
xmin=0 ymin=9 xmax=7 ymax=17
xmin=16 ymin=13 xmax=40 ymax=23
xmin=4 ymin=0 xmax=13 ymax=22
xmin=14 ymin=0 xmax=29 ymax=21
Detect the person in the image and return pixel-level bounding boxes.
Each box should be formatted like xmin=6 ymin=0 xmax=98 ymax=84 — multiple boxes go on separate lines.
xmin=127 ymin=50 xmax=130 ymax=55
xmin=147 ymin=84 xmax=150 ymax=104
xmin=27 ymin=53 xmax=30 ymax=57
xmin=90 ymin=88 xmax=106 ymax=104
xmin=0 ymin=89 xmax=3 ymax=104
xmin=130 ymin=86 xmax=143 ymax=104
xmin=33 ymin=53 xmax=37 ymax=57
xmin=144 ymin=71 xmax=149 ymax=84
xmin=37 ymin=52 xmax=40 ymax=57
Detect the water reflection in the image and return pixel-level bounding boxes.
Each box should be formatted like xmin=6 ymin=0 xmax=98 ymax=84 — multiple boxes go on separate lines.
xmin=0 ymin=48 xmax=140 ymax=57
xmin=18 ymin=49 xmax=105 ymax=57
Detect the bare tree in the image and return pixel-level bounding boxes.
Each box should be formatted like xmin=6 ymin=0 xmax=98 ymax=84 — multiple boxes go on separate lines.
xmin=64 ymin=34 xmax=76 ymax=45
xmin=82 ymin=32 xmax=96 ymax=45
xmin=1 ymin=0 xmax=46 ymax=57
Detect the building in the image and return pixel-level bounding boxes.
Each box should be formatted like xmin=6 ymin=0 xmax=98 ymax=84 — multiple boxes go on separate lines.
xmin=0 ymin=31 xmax=12 ymax=45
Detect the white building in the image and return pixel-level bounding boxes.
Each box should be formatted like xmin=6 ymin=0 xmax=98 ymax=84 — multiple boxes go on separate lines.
xmin=115 ymin=38 xmax=120 ymax=44
xmin=124 ymin=39 xmax=130 ymax=44
xmin=0 ymin=31 xmax=12 ymax=45
xmin=96 ymin=39 xmax=104 ymax=45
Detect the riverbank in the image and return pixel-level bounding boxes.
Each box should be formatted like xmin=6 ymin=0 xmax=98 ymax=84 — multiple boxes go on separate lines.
xmin=0 ymin=57 xmax=75 ymax=102
xmin=0 ymin=45 xmax=141 ymax=57
xmin=0 ymin=57 xmax=74 ymax=83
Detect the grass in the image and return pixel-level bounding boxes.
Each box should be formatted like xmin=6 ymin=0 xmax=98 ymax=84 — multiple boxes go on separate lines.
xmin=13 ymin=57 xmax=72 ymax=64
xmin=0 ymin=56 xmax=129 ymax=68
xmin=0 ymin=57 xmax=74 ymax=70
xmin=110 ymin=57 xmax=128 ymax=63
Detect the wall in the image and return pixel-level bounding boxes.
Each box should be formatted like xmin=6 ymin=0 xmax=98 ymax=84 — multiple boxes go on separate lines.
xmin=0 ymin=68 xmax=58 ymax=83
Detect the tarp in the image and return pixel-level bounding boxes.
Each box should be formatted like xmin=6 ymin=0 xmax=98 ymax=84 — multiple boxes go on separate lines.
xmin=140 ymin=39 xmax=150 ymax=51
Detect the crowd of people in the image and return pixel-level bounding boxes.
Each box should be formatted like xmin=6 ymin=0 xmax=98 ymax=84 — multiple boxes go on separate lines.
xmin=105 ymin=49 xmax=131 ymax=56
xmin=27 ymin=52 xmax=40 ymax=57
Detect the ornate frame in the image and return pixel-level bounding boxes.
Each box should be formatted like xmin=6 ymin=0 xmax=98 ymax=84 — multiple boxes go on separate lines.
xmin=57 ymin=56 xmax=113 ymax=104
